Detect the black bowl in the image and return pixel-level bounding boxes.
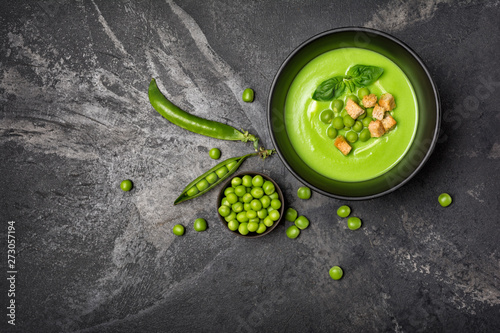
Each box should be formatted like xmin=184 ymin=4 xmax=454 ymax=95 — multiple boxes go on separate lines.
xmin=268 ymin=27 xmax=440 ymax=200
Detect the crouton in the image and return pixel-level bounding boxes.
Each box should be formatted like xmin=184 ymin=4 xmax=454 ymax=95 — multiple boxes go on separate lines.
xmin=372 ymin=104 xmax=386 ymax=120
xmin=334 ymin=136 xmax=352 ymax=156
xmin=345 ymin=99 xmax=365 ymax=119
xmin=368 ymin=120 xmax=385 ymax=138
xmin=381 ymin=115 xmax=397 ymax=132
xmin=379 ymin=93 xmax=396 ymax=111
xmin=362 ymin=94 xmax=377 ymax=108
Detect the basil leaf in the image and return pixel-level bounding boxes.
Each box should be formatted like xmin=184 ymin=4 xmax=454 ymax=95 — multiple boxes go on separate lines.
xmin=344 ymin=79 xmax=356 ymax=93
xmin=312 ymin=76 xmax=344 ymax=101
xmin=333 ymin=81 xmax=346 ymax=98
xmin=347 ymin=65 xmax=384 ymax=87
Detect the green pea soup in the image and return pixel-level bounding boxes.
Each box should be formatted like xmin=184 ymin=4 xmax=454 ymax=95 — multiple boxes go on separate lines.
xmin=285 ymin=48 xmax=418 ymax=182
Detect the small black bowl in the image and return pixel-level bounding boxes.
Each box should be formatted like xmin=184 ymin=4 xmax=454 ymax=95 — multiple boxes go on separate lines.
xmin=217 ymin=172 xmax=284 ymax=238
xmin=268 ymin=27 xmax=441 ymax=200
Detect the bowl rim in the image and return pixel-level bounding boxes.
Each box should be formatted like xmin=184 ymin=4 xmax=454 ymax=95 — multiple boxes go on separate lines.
xmin=267 ymin=26 xmax=441 ymax=201
xmin=216 ymin=171 xmax=285 ymax=238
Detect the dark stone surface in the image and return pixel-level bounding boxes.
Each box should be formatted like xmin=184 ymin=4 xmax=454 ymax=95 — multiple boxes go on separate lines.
xmin=1 ymin=1 xmax=499 ymax=332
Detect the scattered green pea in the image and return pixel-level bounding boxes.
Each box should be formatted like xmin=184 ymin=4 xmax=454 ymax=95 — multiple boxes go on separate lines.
xmin=120 ymin=179 xmax=133 ymax=192
xmin=366 ymin=108 xmax=373 ymax=117
xmin=343 ymin=115 xmax=355 ymax=128
xmin=347 ymin=95 xmax=359 ymax=104
xmin=327 ymin=126 xmax=338 ymax=139
xmin=209 ymin=148 xmax=221 ymax=160
xmin=359 ymin=129 xmax=371 ymax=142
xmin=286 ymin=225 xmax=300 ymax=239
xmin=337 ymin=205 xmax=351 ymax=218
xmin=172 ymin=224 xmax=185 ymax=236
xmin=346 ymin=131 xmax=358 ymax=143
xmin=358 ymin=87 xmax=370 ymax=99
xmin=362 ymin=117 xmax=373 ymax=127
xmin=331 ymin=99 xmax=344 ymax=113
xmin=357 ymin=111 xmax=367 ymax=119
xmin=329 ymin=266 xmax=343 ymax=280
xmin=297 ymin=186 xmax=311 ymax=200
xmin=295 ymin=216 xmax=310 ymax=230
xmin=242 ymin=88 xmax=254 ymax=103
xmin=347 ymin=217 xmax=362 ymax=230
xmin=194 ymin=218 xmax=207 ymax=232
xmin=332 ymin=116 xmax=344 ymax=130
xmin=320 ymin=109 xmax=334 ymax=124
xmin=285 ymin=208 xmax=298 ymax=222
xmin=438 ymin=193 xmax=452 ymax=207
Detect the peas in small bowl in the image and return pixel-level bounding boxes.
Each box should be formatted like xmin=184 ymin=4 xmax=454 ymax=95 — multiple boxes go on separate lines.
xmin=217 ymin=171 xmax=284 ymax=238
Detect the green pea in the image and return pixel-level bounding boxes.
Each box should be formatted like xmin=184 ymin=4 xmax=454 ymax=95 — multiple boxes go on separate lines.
xmin=172 ymin=224 xmax=184 ymax=236
xmin=234 ymin=185 xmax=247 ymax=197
xmin=246 ymin=210 xmax=257 ymax=219
xmin=238 ymin=196 xmax=244 ymax=203
xmin=331 ymin=99 xmax=344 ymax=113
xmin=257 ymin=209 xmax=268 ymax=219
xmin=205 ymin=172 xmax=218 ymax=184
xmin=120 ymin=179 xmax=133 ymax=192
xmin=270 ymin=199 xmax=282 ymax=210
xmin=236 ymin=212 xmax=249 ymax=223
xmin=357 ymin=111 xmax=366 ymax=119
xmin=232 ymin=202 xmax=244 ymax=213
xmin=256 ymin=222 xmax=267 ymax=234
xmin=269 ymin=210 xmax=280 ymax=221
xmin=246 ymin=187 xmax=252 ymax=193
xmin=215 ymin=166 xmax=228 ymax=178
xmin=226 ymin=193 xmax=238 ymax=204
xmin=209 ymin=148 xmax=221 ymax=160
xmin=242 ymin=175 xmax=253 ymax=187
xmin=359 ymin=129 xmax=371 ymax=142
xmin=227 ymin=220 xmax=239 ymax=231
xmin=196 ymin=179 xmax=209 ymax=191
xmin=347 ymin=95 xmax=359 ymax=104
xmin=252 ymin=175 xmax=264 ymax=187
xmin=438 ymin=193 xmax=452 ymax=207
xmin=225 ymin=211 xmax=236 ymax=222
xmin=226 ymin=161 xmax=237 ymax=170
xmin=263 ymin=217 xmax=274 ymax=227
xmin=243 ymin=203 xmax=251 ymax=211
xmin=262 ymin=181 xmax=275 ymax=195
xmin=247 ymin=221 xmax=259 ymax=232
xmin=250 ymin=199 xmax=262 ymax=211
xmin=249 ymin=218 xmax=260 ymax=224
xmin=366 ymin=108 xmax=373 ymax=117
xmin=238 ymin=222 xmax=249 ymax=235
xmin=267 ymin=206 xmax=275 ymax=213
xmin=346 ymin=131 xmax=358 ymax=143
xmin=343 ymin=115 xmax=355 ymax=128
xmin=337 ymin=205 xmax=351 ymax=217
xmin=295 ymin=216 xmax=310 ymax=230
xmin=224 ymin=187 xmax=235 ymax=196
xmin=340 ymin=109 xmax=348 ymax=117
xmin=231 ymin=177 xmax=242 ymax=187
xmin=218 ymin=205 xmax=231 ymax=217
xmin=285 ymin=208 xmax=298 ymax=222
xmin=329 ymin=266 xmax=343 ymax=280
xmin=186 ymin=186 xmax=199 ymax=197
xmin=269 ymin=192 xmax=279 ymax=200
xmin=242 ymin=193 xmax=253 ymax=203
xmin=194 ymin=218 xmax=207 ymax=232
xmin=297 ymin=186 xmax=311 ymax=200
xmin=260 ymin=196 xmax=271 ymax=208
xmin=353 ymin=120 xmax=363 ymax=132
xmin=286 ymin=225 xmax=300 ymax=239
xmin=251 ymin=187 xmax=264 ymax=199
xmin=347 ymin=217 xmax=362 ymax=230
xmin=326 ymin=126 xmax=338 ymax=139
xmin=332 ymin=116 xmax=344 ymax=130
xmin=362 ymin=117 xmax=373 ymax=127
xmin=242 ymin=88 xmax=254 ymax=103
xmin=320 ymin=109 xmax=334 ymax=124
xmin=358 ymin=87 xmax=370 ymax=99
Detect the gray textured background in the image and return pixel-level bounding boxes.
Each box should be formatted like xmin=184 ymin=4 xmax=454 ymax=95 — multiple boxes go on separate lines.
xmin=1 ymin=1 xmax=500 ymax=332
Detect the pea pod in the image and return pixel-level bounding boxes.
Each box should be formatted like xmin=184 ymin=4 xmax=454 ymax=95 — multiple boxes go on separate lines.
xmin=149 ymin=78 xmax=256 ymax=143
xmin=174 ymin=152 xmax=257 ymax=205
